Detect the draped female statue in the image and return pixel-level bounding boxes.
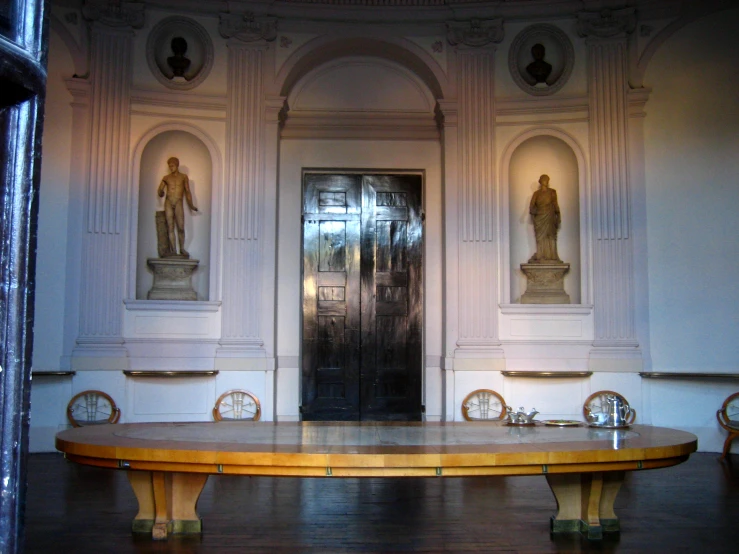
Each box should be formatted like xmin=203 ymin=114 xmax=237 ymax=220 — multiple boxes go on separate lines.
xmin=528 ymin=174 xmax=562 ymax=263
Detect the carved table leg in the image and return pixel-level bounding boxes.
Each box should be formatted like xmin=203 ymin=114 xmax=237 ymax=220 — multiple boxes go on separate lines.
xmin=546 ymin=472 xmax=625 ymax=540
xmin=127 ymin=471 xmax=208 ymax=540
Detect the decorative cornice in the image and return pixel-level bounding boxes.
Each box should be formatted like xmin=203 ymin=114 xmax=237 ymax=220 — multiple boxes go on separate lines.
xmin=82 ymin=0 xmax=145 ymax=29
xmin=435 ymin=100 xmax=458 ymax=128
xmin=446 ymin=18 xmax=503 ymax=48
xmin=219 ymin=12 xmax=278 ymax=42
xmin=577 ymin=8 xmax=637 ymax=39
xmin=265 ymin=95 xmax=289 ymax=126
xmin=627 ymin=86 xmax=652 ymax=118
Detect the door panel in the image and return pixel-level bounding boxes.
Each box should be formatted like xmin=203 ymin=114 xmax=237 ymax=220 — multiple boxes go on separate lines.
xmin=302 ymin=174 xmax=361 ymax=420
xmin=302 ymin=173 xmax=422 ymax=421
xmin=360 ymin=175 xmax=422 ymax=420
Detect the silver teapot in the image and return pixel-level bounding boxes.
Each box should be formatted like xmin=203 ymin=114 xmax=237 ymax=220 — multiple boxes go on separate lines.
xmin=506 ymin=405 xmax=538 ymax=424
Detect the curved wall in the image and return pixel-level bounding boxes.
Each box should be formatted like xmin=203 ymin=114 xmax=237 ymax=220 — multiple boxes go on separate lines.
xmin=644 ymin=8 xmax=739 ymax=373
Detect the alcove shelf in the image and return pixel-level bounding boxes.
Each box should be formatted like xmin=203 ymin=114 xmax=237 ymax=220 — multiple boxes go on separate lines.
xmin=123 ymin=370 xmax=219 ymax=378
xmin=501 ymin=371 xmax=592 ymax=378
xmin=639 ymin=372 xmax=739 ymax=381
xmin=31 ymin=371 xmax=76 ymax=377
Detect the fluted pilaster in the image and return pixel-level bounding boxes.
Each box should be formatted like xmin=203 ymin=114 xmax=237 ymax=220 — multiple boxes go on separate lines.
xmin=579 ymin=9 xmax=640 ymax=355
xmin=218 ymin=42 xmax=268 ymax=355
xmin=455 ymin=47 xmax=501 ymax=350
xmin=74 ymin=14 xmax=141 ymax=361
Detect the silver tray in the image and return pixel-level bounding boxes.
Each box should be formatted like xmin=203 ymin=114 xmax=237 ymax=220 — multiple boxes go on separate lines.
xmin=506 ymin=421 xmax=537 ymax=426
xmin=588 ymin=423 xmax=631 ymax=429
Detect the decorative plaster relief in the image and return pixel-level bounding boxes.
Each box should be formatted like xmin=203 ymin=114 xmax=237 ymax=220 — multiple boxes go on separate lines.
xmin=219 ymin=12 xmax=277 ymax=42
xmin=446 ymin=18 xmax=504 ymax=47
xmin=577 ymin=8 xmax=637 ymax=39
xmin=146 ymin=17 xmax=214 ymax=91
xmin=508 ymin=24 xmax=574 ymax=96
xmin=82 ymin=0 xmax=144 ymax=29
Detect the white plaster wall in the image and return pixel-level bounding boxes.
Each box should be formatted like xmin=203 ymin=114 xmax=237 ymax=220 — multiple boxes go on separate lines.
xmin=644 ymin=9 xmax=739 ymax=373
xmin=290 ymin=57 xmax=434 ymax=112
xmin=29 ymin=30 xmax=76 ymax=452
xmin=508 ymin=135 xmax=580 ymax=303
xmin=33 ymin=29 xmax=74 ymax=370
xmin=277 ymin=139 xmax=443 ymax=419
xmin=135 ymin=130 xmax=212 ymax=300
xmin=643 ymin=9 xmax=739 ymax=453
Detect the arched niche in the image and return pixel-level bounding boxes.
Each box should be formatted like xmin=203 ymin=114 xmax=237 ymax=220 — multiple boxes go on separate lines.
xmin=509 ymin=135 xmax=580 ymax=303
xmin=135 ymin=131 xmax=212 ymax=300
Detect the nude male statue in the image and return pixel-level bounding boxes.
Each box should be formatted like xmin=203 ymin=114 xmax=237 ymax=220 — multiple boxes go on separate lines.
xmin=158 ymin=157 xmax=198 ymax=257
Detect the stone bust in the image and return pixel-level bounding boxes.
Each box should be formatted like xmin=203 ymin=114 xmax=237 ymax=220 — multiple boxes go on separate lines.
xmin=526 ymin=43 xmax=552 ymax=84
xmin=167 ymin=36 xmax=191 ymax=79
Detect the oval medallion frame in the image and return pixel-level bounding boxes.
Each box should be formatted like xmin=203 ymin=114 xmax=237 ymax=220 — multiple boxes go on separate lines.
xmin=146 ymin=16 xmax=214 ymax=91
xmin=508 ymin=24 xmax=574 ymax=96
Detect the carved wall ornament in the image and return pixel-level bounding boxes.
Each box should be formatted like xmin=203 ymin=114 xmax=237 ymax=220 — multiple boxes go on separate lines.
xmin=431 ymin=40 xmax=443 ymax=53
xmin=82 ymin=0 xmax=145 ymax=29
xmin=219 ymin=12 xmax=278 ymax=42
xmin=446 ymin=18 xmax=504 ymax=48
xmin=508 ymin=24 xmax=574 ymax=96
xmin=146 ymin=17 xmax=214 ymax=90
xmin=280 ymin=35 xmax=293 ymax=48
xmin=577 ymin=8 xmax=637 ymax=39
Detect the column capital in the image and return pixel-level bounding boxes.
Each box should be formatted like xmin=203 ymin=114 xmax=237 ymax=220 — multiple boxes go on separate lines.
xmin=82 ymin=0 xmax=145 ymax=30
xmin=446 ymin=18 xmax=504 ymax=48
xmin=577 ymin=8 xmax=636 ymax=40
xmin=219 ymin=12 xmax=278 ymax=43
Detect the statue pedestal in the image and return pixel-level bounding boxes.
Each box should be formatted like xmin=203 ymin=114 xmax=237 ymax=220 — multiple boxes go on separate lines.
xmin=520 ymin=262 xmax=570 ymax=304
xmin=147 ymin=258 xmax=199 ymax=301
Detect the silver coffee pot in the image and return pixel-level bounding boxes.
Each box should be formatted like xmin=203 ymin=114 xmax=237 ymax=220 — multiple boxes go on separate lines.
xmin=604 ymin=394 xmax=632 ymax=427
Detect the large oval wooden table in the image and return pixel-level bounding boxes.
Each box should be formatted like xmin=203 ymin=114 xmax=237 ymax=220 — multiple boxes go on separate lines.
xmin=56 ymin=421 xmax=697 ymax=541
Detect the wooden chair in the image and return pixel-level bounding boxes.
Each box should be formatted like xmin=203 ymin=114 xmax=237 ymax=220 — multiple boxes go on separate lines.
xmin=67 ymin=390 xmax=121 ymax=427
xmin=583 ymin=390 xmax=636 ymax=424
xmin=717 ymin=392 xmax=739 ymax=460
xmin=462 ymin=389 xmax=507 ymax=421
xmin=213 ymin=389 xmax=261 ymax=421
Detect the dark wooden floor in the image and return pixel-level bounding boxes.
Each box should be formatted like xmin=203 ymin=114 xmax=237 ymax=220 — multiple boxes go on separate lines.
xmin=23 ymin=452 xmax=739 ymax=553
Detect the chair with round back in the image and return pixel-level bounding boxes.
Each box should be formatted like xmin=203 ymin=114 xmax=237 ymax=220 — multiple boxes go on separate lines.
xmin=462 ymin=389 xmax=507 ymax=421
xmin=717 ymin=392 xmax=739 ymax=460
xmin=583 ymin=390 xmax=636 ymax=425
xmin=67 ymin=390 xmax=121 ymax=427
xmin=213 ymin=389 xmax=261 ymax=421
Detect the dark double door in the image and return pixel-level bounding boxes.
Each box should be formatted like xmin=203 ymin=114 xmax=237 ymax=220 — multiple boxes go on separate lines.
xmin=301 ymin=173 xmax=423 ymax=421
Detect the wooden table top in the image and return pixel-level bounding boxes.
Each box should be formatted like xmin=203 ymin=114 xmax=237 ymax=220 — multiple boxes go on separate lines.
xmin=56 ymin=421 xmax=697 ymax=477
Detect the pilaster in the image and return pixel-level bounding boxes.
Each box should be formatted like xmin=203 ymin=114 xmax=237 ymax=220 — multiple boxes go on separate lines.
xmin=578 ymin=8 xmax=642 ymax=369
xmin=437 ymin=99 xmax=459 ymax=420
xmin=448 ymin=21 xmax=504 ymax=362
xmin=61 ymin=77 xmax=91 ymax=369
xmin=72 ymin=5 xmax=144 ymax=367
xmin=436 ymin=100 xmax=459 ymax=366
xmin=216 ymin=18 xmax=276 ymax=360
